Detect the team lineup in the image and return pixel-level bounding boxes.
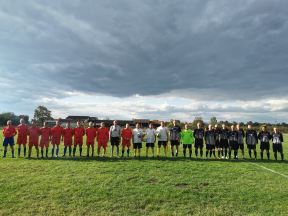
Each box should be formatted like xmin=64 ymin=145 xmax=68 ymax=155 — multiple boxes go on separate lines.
xmin=2 ymin=119 xmax=285 ymax=161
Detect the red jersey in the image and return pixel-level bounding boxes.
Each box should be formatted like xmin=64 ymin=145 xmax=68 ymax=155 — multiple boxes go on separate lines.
xmin=40 ymin=127 xmax=51 ymax=147
xmin=121 ymin=128 xmax=133 ymax=140
xmin=97 ymin=127 xmax=109 ymax=143
xmin=51 ymin=126 xmax=63 ymax=138
xmin=74 ymin=127 xmax=85 ymax=139
xmin=3 ymin=126 xmax=17 ymax=138
xmin=63 ymin=127 xmax=74 ymax=146
xmin=16 ymin=124 xmax=28 ymax=144
xmin=28 ymin=127 xmax=40 ymax=145
xmin=86 ymin=127 xmax=97 ymax=144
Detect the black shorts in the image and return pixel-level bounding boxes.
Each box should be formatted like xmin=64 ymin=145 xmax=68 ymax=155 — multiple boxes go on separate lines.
xmin=170 ymin=140 xmax=180 ymax=146
xmin=247 ymin=144 xmax=256 ymax=150
xmin=220 ymin=139 xmax=229 ymax=148
xmin=194 ymin=139 xmax=203 ymax=149
xmin=206 ymin=144 xmax=215 ymax=150
xmin=158 ymin=141 xmax=167 ymax=147
xmin=111 ymin=137 xmax=120 ymax=146
xmin=146 ymin=143 xmax=155 ymax=148
xmin=230 ymin=141 xmax=238 ymax=151
xmin=183 ymin=144 xmax=192 ymax=149
xmin=238 ymin=143 xmax=244 ymax=150
xmin=260 ymin=142 xmax=270 ymax=151
xmin=133 ymin=143 xmax=142 ymax=149
xmin=215 ymin=140 xmax=221 ymax=148
xmin=273 ymin=144 xmax=283 ymax=153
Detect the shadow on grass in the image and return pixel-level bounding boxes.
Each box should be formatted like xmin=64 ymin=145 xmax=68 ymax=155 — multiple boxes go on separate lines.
xmin=18 ymin=156 xmax=288 ymax=164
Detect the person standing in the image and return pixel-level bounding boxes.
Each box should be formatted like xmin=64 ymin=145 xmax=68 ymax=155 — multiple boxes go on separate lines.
xmin=97 ymin=122 xmax=109 ymax=157
xmin=181 ymin=123 xmax=194 ymax=158
xmin=132 ymin=123 xmax=144 ymax=158
xmin=245 ymin=124 xmax=258 ymax=159
xmin=16 ymin=118 xmax=29 ymax=157
xmin=86 ymin=122 xmax=97 ymax=157
xmin=109 ymin=120 xmax=121 ymax=157
xmin=51 ymin=121 xmax=63 ymax=158
xmin=193 ymin=122 xmax=205 ymax=159
xmin=27 ymin=120 xmax=40 ymax=159
xmin=156 ymin=121 xmax=169 ymax=158
xmin=73 ymin=121 xmax=85 ymax=157
xmin=236 ymin=124 xmax=245 ymax=159
xmin=121 ymin=124 xmax=133 ymax=157
xmin=40 ymin=122 xmax=51 ymax=158
xmin=205 ymin=124 xmax=216 ymax=158
xmin=145 ymin=123 xmax=156 ymax=157
xmin=62 ymin=122 xmax=74 ymax=157
xmin=258 ymin=125 xmax=271 ymax=160
xmin=169 ymin=120 xmax=182 ymax=157
xmin=228 ymin=125 xmax=239 ymax=159
xmin=220 ymin=124 xmax=229 ymax=159
xmin=2 ymin=120 xmax=17 ymax=158
xmin=272 ymin=127 xmax=284 ymax=161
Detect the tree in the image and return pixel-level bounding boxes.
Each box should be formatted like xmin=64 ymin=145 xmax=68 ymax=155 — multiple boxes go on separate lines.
xmin=191 ymin=117 xmax=205 ymax=128
xmin=210 ymin=116 xmax=218 ymax=126
xmin=33 ymin=106 xmax=53 ymax=125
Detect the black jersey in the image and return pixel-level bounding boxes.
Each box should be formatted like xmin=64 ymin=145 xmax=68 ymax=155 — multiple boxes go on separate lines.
xmin=272 ymin=132 xmax=283 ymax=144
xmin=193 ymin=128 xmax=204 ymax=140
xmin=228 ymin=130 xmax=238 ymax=142
xmin=214 ymin=128 xmax=221 ymax=141
xmin=237 ymin=129 xmax=245 ymax=144
xmin=246 ymin=129 xmax=258 ymax=145
xmin=219 ymin=128 xmax=229 ymax=140
xmin=169 ymin=126 xmax=181 ymax=141
xmin=258 ymin=131 xmax=271 ymax=143
xmin=205 ymin=130 xmax=216 ymax=145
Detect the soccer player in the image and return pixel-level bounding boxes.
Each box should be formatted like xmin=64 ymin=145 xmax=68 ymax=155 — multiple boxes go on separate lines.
xmin=40 ymin=122 xmax=51 ymax=158
xmin=258 ymin=125 xmax=271 ymax=160
xmin=181 ymin=123 xmax=194 ymax=158
xmin=2 ymin=120 xmax=17 ymax=158
xmin=28 ymin=120 xmax=40 ymax=159
xmin=156 ymin=121 xmax=169 ymax=158
xmin=132 ymin=123 xmax=144 ymax=157
xmin=62 ymin=122 xmax=74 ymax=157
xmin=86 ymin=122 xmax=97 ymax=157
xmin=245 ymin=124 xmax=258 ymax=159
xmin=228 ymin=125 xmax=239 ymax=159
xmin=169 ymin=120 xmax=181 ymax=157
xmin=73 ymin=121 xmax=85 ymax=157
xmin=121 ymin=123 xmax=133 ymax=157
xmin=51 ymin=121 xmax=63 ymax=158
xmin=193 ymin=122 xmax=205 ymax=158
xmin=205 ymin=124 xmax=216 ymax=158
xmin=145 ymin=123 xmax=156 ymax=157
xmin=272 ymin=127 xmax=284 ymax=161
xmin=236 ymin=124 xmax=245 ymax=158
xmin=109 ymin=120 xmax=121 ymax=157
xmin=97 ymin=122 xmax=109 ymax=157
xmin=214 ymin=124 xmax=222 ymax=158
xmin=16 ymin=118 xmax=29 ymax=157
xmin=220 ymin=124 xmax=229 ymax=159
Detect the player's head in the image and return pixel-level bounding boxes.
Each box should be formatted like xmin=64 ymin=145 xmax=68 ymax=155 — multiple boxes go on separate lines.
xmin=7 ymin=120 xmax=12 ymax=126
xmin=31 ymin=120 xmax=36 ymax=126
xmin=273 ymin=127 xmax=277 ymax=133
xmin=208 ymin=124 xmax=212 ymax=130
xmin=160 ymin=121 xmax=165 ymax=127
xmin=55 ymin=121 xmax=60 ymax=126
xmin=197 ymin=122 xmax=201 ymax=128
xmin=66 ymin=122 xmax=71 ymax=128
xmin=44 ymin=121 xmax=48 ymax=127
xmin=185 ymin=123 xmax=188 ymax=130
xmin=113 ymin=120 xmax=118 ymax=126
xmin=215 ymin=124 xmax=218 ymax=129
xmin=236 ymin=124 xmax=240 ymax=130
xmin=231 ymin=125 xmax=234 ymax=130
xmin=136 ymin=123 xmax=140 ymax=128
xmin=248 ymin=124 xmax=252 ymax=129
xmin=77 ymin=121 xmax=81 ymax=127
xmin=100 ymin=122 xmax=105 ymax=128
xmin=20 ymin=118 xmax=25 ymax=124
xmin=222 ymin=124 xmax=226 ymax=129
xmin=89 ymin=122 xmax=93 ymax=127
xmin=149 ymin=123 xmax=153 ymax=128
xmin=173 ymin=120 xmax=177 ymax=126
xmin=125 ymin=123 xmax=129 ymax=129
xmin=262 ymin=125 xmax=267 ymax=131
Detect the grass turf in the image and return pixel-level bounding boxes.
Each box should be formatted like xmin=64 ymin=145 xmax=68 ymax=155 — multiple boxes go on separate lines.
xmin=0 ymin=134 xmax=288 ymax=215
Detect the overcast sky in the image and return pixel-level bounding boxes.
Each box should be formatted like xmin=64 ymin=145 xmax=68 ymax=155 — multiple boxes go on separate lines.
xmin=0 ymin=0 xmax=288 ymax=123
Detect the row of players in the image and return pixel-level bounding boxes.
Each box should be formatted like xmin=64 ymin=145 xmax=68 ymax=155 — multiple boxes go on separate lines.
xmin=2 ymin=119 xmax=284 ymax=160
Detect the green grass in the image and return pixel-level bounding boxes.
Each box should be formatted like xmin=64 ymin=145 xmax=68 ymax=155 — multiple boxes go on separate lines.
xmin=1 ymin=134 xmax=288 ymax=215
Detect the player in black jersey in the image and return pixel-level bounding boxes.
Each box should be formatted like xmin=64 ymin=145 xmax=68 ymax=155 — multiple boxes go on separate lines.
xmin=258 ymin=125 xmax=271 ymax=160
xmin=245 ymin=124 xmax=258 ymax=159
xmin=193 ymin=122 xmax=205 ymax=158
xmin=272 ymin=127 xmax=284 ymax=161
xmin=228 ymin=125 xmax=239 ymax=159
xmin=220 ymin=124 xmax=229 ymax=159
xmin=236 ymin=124 xmax=245 ymax=159
xmin=214 ymin=124 xmax=222 ymax=159
xmin=205 ymin=124 xmax=216 ymax=158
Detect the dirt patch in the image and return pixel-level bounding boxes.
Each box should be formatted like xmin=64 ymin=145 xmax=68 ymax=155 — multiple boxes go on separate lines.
xmin=175 ymin=183 xmax=189 ymax=188
xmin=146 ymin=178 xmax=159 ymax=184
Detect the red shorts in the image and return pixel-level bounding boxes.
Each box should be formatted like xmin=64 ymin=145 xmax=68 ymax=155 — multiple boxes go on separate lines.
xmin=52 ymin=137 xmax=61 ymax=145
xmin=17 ymin=136 xmax=27 ymax=145
xmin=86 ymin=140 xmax=95 ymax=146
xmin=64 ymin=139 xmax=73 ymax=147
xmin=74 ymin=137 xmax=83 ymax=146
xmin=40 ymin=139 xmax=49 ymax=148
xmin=29 ymin=139 xmax=39 ymax=148
xmin=122 ymin=139 xmax=131 ymax=147
xmin=98 ymin=140 xmax=108 ymax=148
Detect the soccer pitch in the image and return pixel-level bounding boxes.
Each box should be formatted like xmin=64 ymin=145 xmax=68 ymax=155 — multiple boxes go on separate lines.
xmin=0 ymin=134 xmax=288 ymax=216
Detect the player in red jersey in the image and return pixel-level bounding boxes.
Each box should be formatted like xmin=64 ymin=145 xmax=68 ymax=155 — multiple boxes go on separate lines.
xmin=2 ymin=120 xmax=17 ymax=158
xmin=40 ymin=122 xmax=51 ymax=158
xmin=86 ymin=122 xmax=97 ymax=157
xmin=121 ymin=123 xmax=133 ymax=157
xmin=16 ymin=118 xmax=29 ymax=157
xmin=51 ymin=121 xmax=63 ymax=157
xmin=97 ymin=122 xmax=109 ymax=157
xmin=28 ymin=120 xmax=40 ymax=159
xmin=62 ymin=122 xmax=74 ymax=157
xmin=73 ymin=121 xmax=85 ymax=157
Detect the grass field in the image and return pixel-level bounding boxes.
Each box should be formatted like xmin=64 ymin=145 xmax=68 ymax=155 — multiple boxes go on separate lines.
xmin=1 ymin=133 xmax=288 ymax=216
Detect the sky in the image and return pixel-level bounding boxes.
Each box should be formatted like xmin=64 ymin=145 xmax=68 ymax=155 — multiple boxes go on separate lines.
xmin=0 ymin=0 xmax=288 ymax=123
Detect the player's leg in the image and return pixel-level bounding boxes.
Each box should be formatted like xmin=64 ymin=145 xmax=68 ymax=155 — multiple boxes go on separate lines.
xmin=133 ymin=143 xmax=137 ymax=157
xmin=279 ymin=145 xmax=284 ymax=161
xmin=17 ymin=144 xmax=21 ymax=157
xmin=73 ymin=144 xmax=77 ymax=157
xmin=194 ymin=142 xmax=198 ymax=158
xmin=146 ymin=143 xmax=149 ymax=157
xmin=157 ymin=142 xmax=161 ymax=157
xmin=91 ymin=145 xmax=95 ymax=157
xmin=183 ymin=144 xmax=187 ymax=157
xmin=63 ymin=144 xmax=67 ymax=157
xmin=138 ymin=143 xmax=142 ymax=157
xmin=87 ymin=145 xmax=90 ymax=157
xmin=266 ymin=144 xmax=270 ymax=160
xmin=69 ymin=144 xmax=72 ymax=157
xmin=56 ymin=143 xmax=60 ymax=157
xmin=164 ymin=142 xmax=168 ymax=158
xmin=188 ymin=144 xmax=192 ymax=158
xmin=175 ymin=143 xmax=179 ymax=157
xmin=51 ymin=143 xmax=55 ymax=157
xmin=35 ymin=145 xmax=39 ymax=158
xmin=171 ymin=142 xmax=175 ymax=157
